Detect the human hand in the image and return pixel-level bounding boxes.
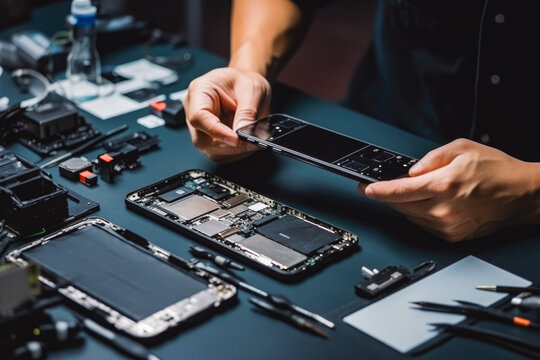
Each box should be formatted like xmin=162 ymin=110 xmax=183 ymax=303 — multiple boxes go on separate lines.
xmin=183 ymin=67 xmax=271 ymax=163
xmin=359 ymin=139 xmax=540 ymax=242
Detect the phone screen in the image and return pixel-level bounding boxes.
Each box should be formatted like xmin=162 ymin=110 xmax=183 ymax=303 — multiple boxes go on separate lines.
xmin=240 ymin=115 xmax=368 ymax=162
xmin=238 ymin=114 xmax=418 ymax=182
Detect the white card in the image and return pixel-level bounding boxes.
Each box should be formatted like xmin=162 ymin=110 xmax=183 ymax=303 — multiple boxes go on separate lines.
xmin=343 ymin=256 xmax=531 ymax=353
xmin=137 ymin=114 xmax=165 ymax=129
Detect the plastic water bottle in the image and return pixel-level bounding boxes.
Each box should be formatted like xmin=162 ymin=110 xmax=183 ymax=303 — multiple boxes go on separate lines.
xmin=66 ymin=0 xmax=101 ymax=102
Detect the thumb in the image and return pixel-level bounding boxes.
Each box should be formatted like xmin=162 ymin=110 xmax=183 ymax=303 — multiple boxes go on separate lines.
xmin=232 ymin=81 xmax=270 ymax=131
xmin=409 ymin=140 xmax=464 ymax=176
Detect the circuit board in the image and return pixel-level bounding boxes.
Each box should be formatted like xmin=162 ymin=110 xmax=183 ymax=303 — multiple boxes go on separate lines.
xmin=126 ymin=170 xmax=359 ymax=278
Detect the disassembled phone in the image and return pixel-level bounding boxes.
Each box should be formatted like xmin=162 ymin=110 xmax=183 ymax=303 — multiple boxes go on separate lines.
xmin=237 ymin=113 xmax=418 ymax=183
xmin=5 ymin=217 xmax=237 ymax=340
xmin=125 ymin=170 xmax=359 ymax=280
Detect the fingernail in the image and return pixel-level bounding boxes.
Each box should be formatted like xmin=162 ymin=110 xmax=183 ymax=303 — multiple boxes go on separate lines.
xmin=364 ymin=185 xmax=376 ymax=199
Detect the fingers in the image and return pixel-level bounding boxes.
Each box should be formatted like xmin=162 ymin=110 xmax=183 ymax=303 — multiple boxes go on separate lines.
xmin=409 ymin=138 xmax=472 ymax=176
xmin=185 ymin=89 xmax=238 ymax=147
xmin=363 ymin=171 xmax=440 ymax=203
xmin=232 ymin=74 xmax=271 ymax=131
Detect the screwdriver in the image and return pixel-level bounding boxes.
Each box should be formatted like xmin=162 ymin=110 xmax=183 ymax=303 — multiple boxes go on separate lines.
xmin=193 ymin=261 xmax=335 ymax=329
xmin=189 ymin=246 xmax=244 ymax=271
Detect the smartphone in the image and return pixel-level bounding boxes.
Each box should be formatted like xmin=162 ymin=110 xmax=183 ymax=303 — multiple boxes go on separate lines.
xmin=5 ymin=217 xmax=236 ymax=341
xmin=236 ymin=114 xmax=418 ymax=183
xmin=125 ymin=169 xmax=359 ymax=281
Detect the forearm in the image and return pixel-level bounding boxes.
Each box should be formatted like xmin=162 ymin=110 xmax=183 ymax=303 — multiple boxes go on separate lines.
xmin=229 ymin=0 xmax=309 ymax=81
xmin=521 ymin=162 xmax=540 ymax=224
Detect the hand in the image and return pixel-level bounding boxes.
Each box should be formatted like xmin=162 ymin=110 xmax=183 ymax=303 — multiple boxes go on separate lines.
xmin=359 ymin=139 xmax=540 ymax=242
xmin=183 ymin=67 xmax=271 ymax=163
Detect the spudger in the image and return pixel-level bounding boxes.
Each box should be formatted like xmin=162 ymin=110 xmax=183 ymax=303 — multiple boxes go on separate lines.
xmin=477 ymin=285 xmax=540 ymax=296
xmin=189 ymin=245 xmax=244 ymax=271
xmin=79 ymin=316 xmax=159 ymax=360
xmin=194 ymin=261 xmax=335 ymax=329
xmin=249 ymin=297 xmax=328 ymax=338
xmin=40 ymin=124 xmax=128 ymax=168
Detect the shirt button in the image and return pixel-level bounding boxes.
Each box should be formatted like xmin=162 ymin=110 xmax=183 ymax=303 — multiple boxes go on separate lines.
xmin=480 ymin=133 xmax=490 ymax=144
xmin=490 ymin=74 xmax=501 ymax=85
xmin=495 ymin=13 xmax=505 ymax=24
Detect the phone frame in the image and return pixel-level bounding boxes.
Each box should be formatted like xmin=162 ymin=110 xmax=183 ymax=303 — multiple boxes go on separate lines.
xmin=237 ymin=113 xmax=417 ymax=183
xmin=125 ymin=169 xmax=359 ymax=282
xmin=5 ymin=217 xmax=237 ymax=341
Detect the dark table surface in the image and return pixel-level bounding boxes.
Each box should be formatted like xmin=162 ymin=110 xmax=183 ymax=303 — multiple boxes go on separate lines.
xmin=1 ymin=2 xmax=539 ymax=360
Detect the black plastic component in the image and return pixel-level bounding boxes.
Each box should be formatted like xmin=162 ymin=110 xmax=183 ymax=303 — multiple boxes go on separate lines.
xmin=104 ymin=131 xmax=160 ymax=154
xmin=355 ymin=265 xmax=411 ymax=298
xmin=150 ymin=100 xmax=185 ymax=127
xmin=0 ymin=150 xmax=99 ymax=237
xmin=97 ymin=145 xmax=141 ymax=183
xmin=58 ymin=157 xmax=92 ymax=181
xmin=5 ymin=101 xmax=102 ymax=157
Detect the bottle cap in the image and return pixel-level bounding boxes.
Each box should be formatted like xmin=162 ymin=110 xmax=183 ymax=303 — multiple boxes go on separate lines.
xmin=71 ymin=0 xmax=97 ymax=16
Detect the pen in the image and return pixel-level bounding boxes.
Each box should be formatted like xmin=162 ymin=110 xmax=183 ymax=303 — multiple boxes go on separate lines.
xmin=189 ymin=245 xmax=244 ymax=271
xmin=249 ymin=297 xmax=328 ymax=338
xmin=193 ymin=261 xmax=335 ymax=329
xmin=476 ymin=285 xmax=540 ymax=295
xmin=79 ymin=317 xmax=159 ymax=360
xmin=40 ymin=124 xmax=128 ymax=168
xmin=412 ymin=300 xmax=540 ymax=329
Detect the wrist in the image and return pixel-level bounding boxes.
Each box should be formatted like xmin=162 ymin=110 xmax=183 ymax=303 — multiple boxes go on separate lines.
xmin=229 ymin=41 xmax=272 ymax=79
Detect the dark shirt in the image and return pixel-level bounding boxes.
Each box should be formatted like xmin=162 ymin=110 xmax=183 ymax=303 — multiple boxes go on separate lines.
xmin=296 ymin=0 xmax=540 ymax=161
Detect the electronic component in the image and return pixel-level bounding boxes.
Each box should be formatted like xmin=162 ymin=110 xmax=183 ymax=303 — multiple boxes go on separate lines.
xmin=223 ymin=193 xmax=249 ymax=208
xmin=158 ymin=186 xmax=194 ymax=203
xmin=256 ymin=216 xmax=341 ymax=255
xmin=18 ymin=102 xmax=100 ymax=156
xmin=0 ymin=100 xmax=101 ymax=156
xmin=126 ymin=170 xmax=359 ymax=280
xmin=0 ymin=150 xmax=99 ymax=237
xmin=355 ymin=266 xmax=411 ymax=298
xmin=355 ymin=261 xmax=437 ymax=298
xmin=96 ymin=144 xmax=140 ymax=183
xmin=238 ymin=234 xmax=308 ymax=269
xmin=103 ymin=131 xmax=160 ymax=154
xmin=159 ymin=195 xmax=220 ymax=221
xmin=79 ymin=170 xmax=97 ymax=187
xmin=150 ymin=100 xmax=185 ymax=127
xmin=198 ymin=185 xmax=230 ymax=201
xmin=193 ymin=219 xmax=229 ymax=237
xmin=229 ymin=205 xmax=249 ymax=216
xmin=5 ymin=218 xmax=236 ymax=339
xmin=58 ymin=157 xmax=92 ymax=181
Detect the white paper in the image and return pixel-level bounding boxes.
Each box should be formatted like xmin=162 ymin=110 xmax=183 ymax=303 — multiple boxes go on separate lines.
xmin=169 ymin=89 xmax=188 ymax=102
xmin=137 ymin=114 xmax=165 ymax=129
xmin=343 ymin=256 xmax=531 ymax=353
xmin=53 ymin=78 xmax=165 ymax=120
xmin=114 ymin=58 xmax=176 ymax=83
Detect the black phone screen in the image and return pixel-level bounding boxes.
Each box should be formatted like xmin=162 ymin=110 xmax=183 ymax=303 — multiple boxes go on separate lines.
xmin=23 ymin=224 xmax=208 ymax=321
xmin=271 ymin=124 xmax=368 ymax=163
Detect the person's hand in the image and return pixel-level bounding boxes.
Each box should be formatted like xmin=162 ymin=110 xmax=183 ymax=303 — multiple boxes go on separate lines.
xmin=359 ymin=139 xmax=540 ymax=242
xmin=183 ymin=67 xmax=271 ymax=163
